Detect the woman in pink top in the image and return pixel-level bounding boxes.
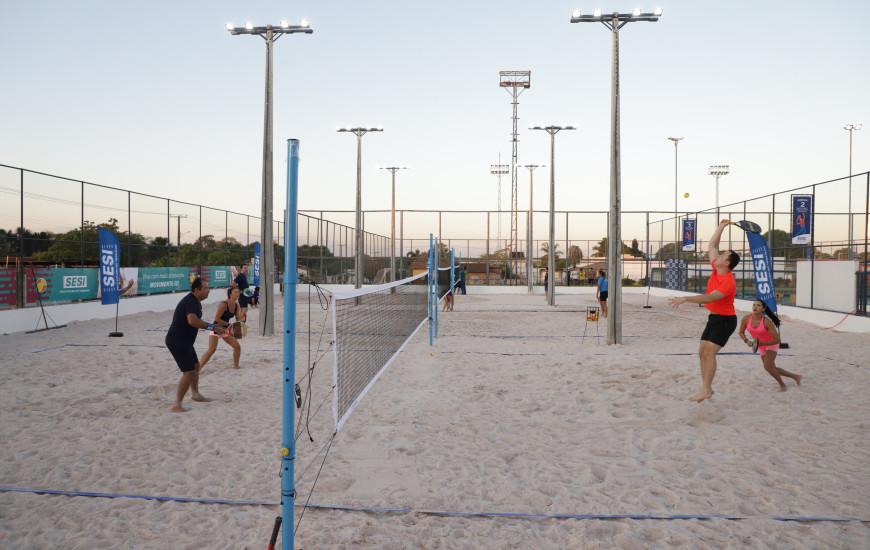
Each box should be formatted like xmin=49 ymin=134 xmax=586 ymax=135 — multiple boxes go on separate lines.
xmin=738 ymin=299 xmax=802 ymax=392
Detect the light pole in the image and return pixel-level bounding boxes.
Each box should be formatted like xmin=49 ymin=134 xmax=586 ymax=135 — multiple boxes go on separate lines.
xmin=668 ymin=137 xmax=684 ymax=263
xmin=226 ymin=19 xmax=312 ymax=337
xmin=572 ymin=7 xmax=662 ymax=345
xmin=530 ymin=125 xmax=575 ymax=306
xmin=380 ymin=166 xmax=407 ymax=282
xmin=708 ymin=164 xmax=729 ymax=218
xmin=338 ymin=126 xmax=383 ymax=289
xmin=523 ymin=164 xmax=545 ymax=294
xmin=844 ymin=123 xmax=862 ymax=259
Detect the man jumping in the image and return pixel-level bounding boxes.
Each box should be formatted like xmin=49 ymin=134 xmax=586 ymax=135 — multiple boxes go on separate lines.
xmin=669 ymin=219 xmax=739 ymax=403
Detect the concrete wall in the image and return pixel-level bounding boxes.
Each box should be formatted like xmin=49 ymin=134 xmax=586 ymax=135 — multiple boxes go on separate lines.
xmin=796 ymin=260 xmax=859 ymax=313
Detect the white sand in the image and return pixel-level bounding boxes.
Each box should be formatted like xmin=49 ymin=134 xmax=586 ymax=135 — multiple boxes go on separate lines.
xmin=1 ymin=291 xmax=868 ymax=549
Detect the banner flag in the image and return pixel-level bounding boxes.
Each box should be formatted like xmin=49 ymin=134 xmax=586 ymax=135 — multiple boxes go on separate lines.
xmin=746 ymin=231 xmax=777 ymax=313
xmin=253 ymin=243 xmax=261 ymax=286
xmin=791 ymin=195 xmax=812 ymax=245
xmin=98 ymin=227 xmax=121 ymax=305
xmin=681 ymin=219 xmax=696 ymax=252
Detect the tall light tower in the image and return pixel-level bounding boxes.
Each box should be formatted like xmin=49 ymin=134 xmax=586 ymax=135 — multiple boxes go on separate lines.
xmin=490 ymin=157 xmax=509 ymax=254
xmin=668 ymin=137 xmax=684 ymax=263
xmin=844 ymin=123 xmax=862 ymax=259
xmin=572 ymin=7 xmax=662 ymax=345
xmin=500 ymin=71 xmax=531 ymax=284
xmin=530 ymin=125 xmax=576 ymax=306
xmin=523 ymin=164 xmax=545 ymax=294
xmin=338 ymin=126 xmax=383 ymax=289
xmin=708 ymin=165 xmax=729 ymax=216
xmin=226 ymin=19 xmax=312 ymax=338
xmin=379 ymin=166 xmax=407 ymax=282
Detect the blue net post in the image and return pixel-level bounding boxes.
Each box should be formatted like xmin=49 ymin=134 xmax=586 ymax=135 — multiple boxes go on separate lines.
xmin=428 ymin=234 xmax=433 ymax=346
xmin=281 ymin=139 xmax=300 ymax=550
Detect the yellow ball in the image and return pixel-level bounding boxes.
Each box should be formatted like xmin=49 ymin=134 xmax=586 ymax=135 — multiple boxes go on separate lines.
xmin=683 ymin=192 xmax=690 ymax=198
xmin=36 ymin=278 xmax=47 ymax=293
xmin=430 ymin=352 xmax=434 ymax=356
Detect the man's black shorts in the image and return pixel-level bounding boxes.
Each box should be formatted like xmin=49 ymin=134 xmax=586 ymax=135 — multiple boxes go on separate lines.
xmin=701 ymin=313 xmax=737 ymax=347
xmin=239 ymin=294 xmax=251 ymax=308
xmin=599 ymin=291 xmax=608 ymax=302
xmin=165 ymin=336 xmax=199 ymax=372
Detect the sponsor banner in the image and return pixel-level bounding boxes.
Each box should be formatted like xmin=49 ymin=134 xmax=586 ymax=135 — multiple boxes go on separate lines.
xmin=27 ymin=268 xmax=98 ymax=303
xmin=746 ymin=231 xmax=778 ymax=313
xmin=0 ymin=268 xmax=16 ymax=307
xmin=120 ymin=267 xmax=139 ymax=296
xmin=201 ymin=266 xmax=234 ymax=289
xmin=98 ymin=227 xmax=121 ymax=305
xmin=791 ymin=195 xmax=812 ymax=245
xmin=253 ymin=243 xmax=261 ymax=286
xmin=136 ymin=267 xmax=197 ymax=294
xmin=682 ymin=219 xmax=696 ymax=252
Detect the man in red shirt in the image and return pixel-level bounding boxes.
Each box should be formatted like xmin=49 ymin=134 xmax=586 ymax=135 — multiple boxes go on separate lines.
xmin=669 ymin=220 xmax=739 ymax=402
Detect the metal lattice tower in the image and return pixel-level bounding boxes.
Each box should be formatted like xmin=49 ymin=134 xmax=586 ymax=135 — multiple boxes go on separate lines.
xmin=708 ymin=165 xmax=729 ymax=213
xmin=490 ymin=155 xmax=509 ymax=252
xmin=500 ymin=70 xmax=530 ymax=282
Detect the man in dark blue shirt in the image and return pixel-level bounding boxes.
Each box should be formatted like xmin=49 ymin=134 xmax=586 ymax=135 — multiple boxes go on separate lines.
xmin=165 ymin=278 xmax=224 ymax=412
xmin=233 ymin=264 xmax=251 ymax=320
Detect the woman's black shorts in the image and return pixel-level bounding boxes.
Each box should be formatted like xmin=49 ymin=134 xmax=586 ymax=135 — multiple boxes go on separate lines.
xmin=599 ymin=291 xmax=608 ymax=302
xmin=700 ymin=313 xmax=737 ymax=347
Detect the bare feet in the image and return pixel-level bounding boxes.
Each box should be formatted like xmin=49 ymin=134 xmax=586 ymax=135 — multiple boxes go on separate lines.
xmin=171 ymin=405 xmax=187 ymax=413
xmin=778 ymin=385 xmax=787 ymax=392
xmin=689 ymin=388 xmax=714 ymax=403
xmin=233 ymin=365 xmax=241 ymax=370
xmin=794 ymin=375 xmax=802 ymax=386
xmin=191 ymin=394 xmax=212 ymax=402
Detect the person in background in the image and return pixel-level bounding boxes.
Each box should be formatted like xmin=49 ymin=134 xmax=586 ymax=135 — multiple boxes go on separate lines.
xmin=232 ymin=264 xmax=250 ymax=320
xmin=165 ymin=278 xmax=224 ymax=413
xmin=251 ymin=286 xmax=260 ymax=308
xmin=198 ymin=286 xmax=242 ymax=370
xmin=739 ymin=299 xmax=802 ymax=392
xmin=596 ymin=270 xmax=609 ymax=318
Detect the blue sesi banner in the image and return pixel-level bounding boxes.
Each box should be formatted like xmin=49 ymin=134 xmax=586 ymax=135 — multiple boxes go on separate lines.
xmin=253 ymin=243 xmax=261 ymax=286
xmin=682 ymin=219 xmax=696 ymax=252
xmin=791 ymin=195 xmax=812 ymax=245
xmin=98 ymin=227 xmax=121 ymax=305
xmin=746 ymin=231 xmax=777 ymax=313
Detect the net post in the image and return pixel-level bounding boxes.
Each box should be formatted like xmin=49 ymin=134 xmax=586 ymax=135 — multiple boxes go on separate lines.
xmin=281 ymin=138 xmax=300 ymax=550
xmin=429 ymin=233 xmax=434 ymax=346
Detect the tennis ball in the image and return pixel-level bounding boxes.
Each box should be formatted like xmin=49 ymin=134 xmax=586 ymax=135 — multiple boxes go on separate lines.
xmin=430 ymin=352 xmax=434 ymax=356
xmin=36 ymin=278 xmax=47 ymax=293
xmin=684 ymin=192 xmax=690 ymax=198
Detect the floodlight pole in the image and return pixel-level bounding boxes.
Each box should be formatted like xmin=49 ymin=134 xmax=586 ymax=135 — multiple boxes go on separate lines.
xmin=338 ymin=127 xmax=383 ymax=288
xmin=523 ymin=164 xmax=545 ymax=294
xmin=380 ymin=166 xmax=407 ymax=282
xmin=668 ymin=137 xmax=684 ymax=263
xmin=708 ymin=165 xmax=730 ymax=218
xmin=530 ymin=126 xmax=575 ymax=306
xmin=845 ymin=124 xmax=862 ymax=259
xmin=226 ymin=20 xmax=312 ymax=337
xmin=572 ymin=7 xmax=662 ymax=345
xmin=500 ymin=71 xmax=531 ymax=285
xmin=490 ymin=159 xmax=509 ymax=256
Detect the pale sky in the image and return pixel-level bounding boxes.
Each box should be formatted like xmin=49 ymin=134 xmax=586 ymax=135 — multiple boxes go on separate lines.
xmin=2 ymin=0 xmax=868 ymax=247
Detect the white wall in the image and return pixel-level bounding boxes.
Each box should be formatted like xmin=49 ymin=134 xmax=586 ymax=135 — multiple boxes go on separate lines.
xmin=796 ymin=261 xmax=859 ymax=313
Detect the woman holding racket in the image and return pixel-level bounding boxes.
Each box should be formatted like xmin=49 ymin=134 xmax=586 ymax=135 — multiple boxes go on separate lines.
xmin=739 ymin=299 xmax=802 ymax=391
xmin=199 ymin=286 xmax=243 ymax=370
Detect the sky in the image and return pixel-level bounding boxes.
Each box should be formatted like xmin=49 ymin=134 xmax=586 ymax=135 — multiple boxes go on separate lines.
xmin=2 ymin=0 xmax=868 ymax=247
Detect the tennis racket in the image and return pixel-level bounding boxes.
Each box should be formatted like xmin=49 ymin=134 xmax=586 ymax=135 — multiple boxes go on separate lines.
xmin=730 ymin=220 xmax=762 ymax=234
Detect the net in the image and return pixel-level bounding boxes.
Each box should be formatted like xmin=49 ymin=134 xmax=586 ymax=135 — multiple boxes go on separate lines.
xmin=332 ymin=272 xmax=429 ymax=432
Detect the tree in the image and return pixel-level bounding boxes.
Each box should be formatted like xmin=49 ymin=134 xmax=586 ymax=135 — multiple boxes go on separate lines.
xmin=762 ymin=229 xmax=805 ymax=259
xmin=33 ymin=218 xmax=123 ymax=266
xmin=539 ymin=242 xmax=562 ymax=268
xmin=567 ymin=245 xmax=583 ymax=264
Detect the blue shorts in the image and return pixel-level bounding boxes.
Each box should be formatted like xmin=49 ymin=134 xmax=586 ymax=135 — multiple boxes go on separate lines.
xmin=165 ymin=336 xmax=199 ymax=372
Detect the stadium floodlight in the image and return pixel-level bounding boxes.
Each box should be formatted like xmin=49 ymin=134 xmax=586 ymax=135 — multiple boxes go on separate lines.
xmin=571 ymin=8 xmax=662 ymax=346
xmin=523 ymin=164 xmax=546 ymax=294
xmin=529 ymin=124 xmax=576 ymax=307
xmin=338 ymin=127 xmax=384 ymax=289
xmin=632 ymin=8 xmax=641 ymax=16
xmin=844 ymin=123 xmax=863 ymax=259
xmin=708 ymin=164 xmax=730 ymax=212
xmin=380 ymin=166 xmax=408 ymax=283
xmin=225 ymin=17 xmax=313 ymax=336
xmin=280 ymin=20 xmax=289 ymax=28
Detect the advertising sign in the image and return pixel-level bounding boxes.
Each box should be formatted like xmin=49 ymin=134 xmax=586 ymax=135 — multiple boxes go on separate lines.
xmin=681 ymin=219 xmax=696 ymax=252
xmin=253 ymin=243 xmax=261 ymax=286
xmin=791 ymin=195 xmax=812 ymax=245
xmin=98 ymin=227 xmax=121 ymax=305
xmin=136 ymin=267 xmax=197 ymax=294
xmin=26 ymin=268 xmax=98 ymax=303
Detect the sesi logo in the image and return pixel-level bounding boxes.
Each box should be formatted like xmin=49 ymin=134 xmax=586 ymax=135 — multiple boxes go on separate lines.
xmin=63 ymin=275 xmax=89 ymax=289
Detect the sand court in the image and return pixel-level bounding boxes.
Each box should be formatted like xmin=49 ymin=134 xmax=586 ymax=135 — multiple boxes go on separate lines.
xmin=1 ymin=291 xmax=868 ymax=548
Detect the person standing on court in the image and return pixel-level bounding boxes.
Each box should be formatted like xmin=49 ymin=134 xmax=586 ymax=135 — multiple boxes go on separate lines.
xmin=459 ymin=265 xmax=467 ymax=295
xmin=232 ymin=264 xmax=251 ymax=320
xmin=165 ymin=278 xmax=225 ymax=413
xmin=669 ymin=219 xmax=740 ymax=403
xmin=596 ymin=270 xmax=609 ymax=318
xmin=738 ymin=299 xmax=802 ymax=392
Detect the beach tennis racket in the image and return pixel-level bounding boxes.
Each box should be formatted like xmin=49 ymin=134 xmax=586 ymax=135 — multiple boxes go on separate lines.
xmin=730 ymin=220 xmax=762 ymax=234
xmin=751 ymin=338 xmax=759 ymax=353
xmin=231 ymin=322 xmax=244 ymax=339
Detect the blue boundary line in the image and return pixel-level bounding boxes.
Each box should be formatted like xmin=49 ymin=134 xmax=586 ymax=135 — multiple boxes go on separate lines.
xmin=1 ymin=487 xmax=865 ymax=523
